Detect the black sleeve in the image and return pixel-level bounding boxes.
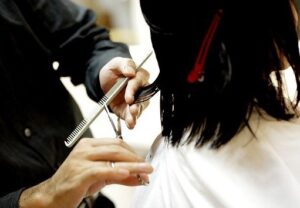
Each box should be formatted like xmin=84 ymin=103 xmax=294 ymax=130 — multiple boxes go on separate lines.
xmin=16 ymin=0 xmax=131 ymax=100
xmin=0 ymin=188 xmax=24 ymax=208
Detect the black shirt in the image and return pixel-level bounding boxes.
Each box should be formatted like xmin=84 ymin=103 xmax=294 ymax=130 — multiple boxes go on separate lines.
xmin=0 ymin=0 xmax=130 ymax=207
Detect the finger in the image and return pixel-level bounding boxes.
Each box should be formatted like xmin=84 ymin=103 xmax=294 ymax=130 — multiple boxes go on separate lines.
xmin=125 ymin=104 xmax=139 ymax=128
xmin=89 ymin=161 xmax=153 ymax=174
xmin=124 ymin=105 xmax=136 ymax=129
xmin=76 ymin=138 xmax=141 ymax=161
xmin=113 ymin=162 xmax=153 ymax=174
xmin=99 ymin=57 xmax=136 ymax=93
xmin=112 ymin=173 xmax=150 ymax=186
xmin=86 ymin=143 xmax=144 ymax=162
xmin=80 ymin=138 xmax=135 ymax=154
xmin=129 ymin=104 xmax=140 ymax=118
xmin=125 ymin=68 xmax=150 ymax=104
xmin=124 ymin=101 xmax=149 ymax=128
xmin=85 ymin=162 xmax=152 ymax=187
xmin=83 ymin=165 xmax=130 ymax=190
xmin=130 ymin=102 xmax=149 ymax=117
xmin=105 ymin=57 xmax=136 ymax=76
xmin=119 ymin=59 xmax=137 ymax=77
xmin=76 ymin=138 xmax=129 ymax=152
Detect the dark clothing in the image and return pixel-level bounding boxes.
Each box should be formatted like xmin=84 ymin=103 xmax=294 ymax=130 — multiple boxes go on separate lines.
xmin=0 ymin=0 xmax=130 ymax=207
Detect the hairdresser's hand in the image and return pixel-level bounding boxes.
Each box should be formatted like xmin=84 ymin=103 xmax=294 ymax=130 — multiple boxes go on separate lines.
xmin=99 ymin=57 xmax=150 ymax=129
xmin=19 ymin=138 xmax=153 ymax=208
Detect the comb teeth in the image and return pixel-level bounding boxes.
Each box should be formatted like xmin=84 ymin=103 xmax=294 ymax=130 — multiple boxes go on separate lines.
xmin=64 ymin=95 xmax=109 ymax=147
xmin=65 ymin=119 xmax=88 ymax=146
xmin=99 ymin=95 xmax=108 ymax=105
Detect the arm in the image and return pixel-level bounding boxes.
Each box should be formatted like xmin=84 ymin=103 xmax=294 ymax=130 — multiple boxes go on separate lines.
xmin=17 ymin=0 xmax=131 ymax=99
xmin=18 ymin=0 xmax=149 ymax=127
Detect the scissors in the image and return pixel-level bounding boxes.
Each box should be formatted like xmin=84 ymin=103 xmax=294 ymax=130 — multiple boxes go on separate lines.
xmin=104 ymin=104 xmax=148 ymax=185
xmin=64 ymin=51 xmax=154 ymax=147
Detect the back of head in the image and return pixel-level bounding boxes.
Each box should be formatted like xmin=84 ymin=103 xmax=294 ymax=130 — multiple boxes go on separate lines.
xmin=141 ymin=0 xmax=300 ymax=148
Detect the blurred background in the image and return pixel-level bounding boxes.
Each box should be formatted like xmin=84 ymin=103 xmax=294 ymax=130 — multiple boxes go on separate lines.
xmin=62 ymin=0 xmax=161 ymax=208
xmin=71 ymin=0 xmax=150 ymax=45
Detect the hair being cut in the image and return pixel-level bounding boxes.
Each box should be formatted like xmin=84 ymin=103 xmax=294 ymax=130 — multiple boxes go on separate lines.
xmin=144 ymin=0 xmax=300 ymax=148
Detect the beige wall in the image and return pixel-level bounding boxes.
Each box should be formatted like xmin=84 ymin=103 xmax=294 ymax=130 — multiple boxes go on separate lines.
xmin=70 ymin=0 xmax=140 ymax=44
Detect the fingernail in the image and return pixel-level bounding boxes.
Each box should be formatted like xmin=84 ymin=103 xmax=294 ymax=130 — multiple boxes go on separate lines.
xmin=138 ymin=174 xmax=150 ymax=186
xmin=132 ymin=173 xmax=150 ymax=185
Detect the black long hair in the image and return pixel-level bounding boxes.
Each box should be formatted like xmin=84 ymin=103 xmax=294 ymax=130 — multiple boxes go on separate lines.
xmin=140 ymin=0 xmax=300 ymax=148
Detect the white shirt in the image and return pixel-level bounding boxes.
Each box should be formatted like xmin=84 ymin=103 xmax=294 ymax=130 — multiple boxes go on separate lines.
xmin=131 ymin=110 xmax=300 ymax=208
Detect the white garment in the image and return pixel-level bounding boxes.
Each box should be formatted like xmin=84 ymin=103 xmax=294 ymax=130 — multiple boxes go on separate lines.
xmin=131 ymin=111 xmax=300 ymax=208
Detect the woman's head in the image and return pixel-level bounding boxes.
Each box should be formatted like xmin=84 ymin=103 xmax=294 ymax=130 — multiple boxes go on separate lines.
xmin=141 ymin=0 xmax=300 ymax=148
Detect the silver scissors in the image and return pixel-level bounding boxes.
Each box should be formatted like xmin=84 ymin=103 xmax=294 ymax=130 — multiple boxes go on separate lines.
xmin=104 ymin=104 xmax=148 ymax=185
xmin=104 ymin=104 xmax=122 ymax=139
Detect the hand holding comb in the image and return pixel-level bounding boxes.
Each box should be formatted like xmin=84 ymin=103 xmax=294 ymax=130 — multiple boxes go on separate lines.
xmin=65 ymin=51 xmax=153 ymax=148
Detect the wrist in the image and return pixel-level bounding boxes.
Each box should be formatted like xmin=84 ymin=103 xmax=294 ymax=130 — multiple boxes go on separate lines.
xmin=19 ymin=181 xmax=53 ymax=208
